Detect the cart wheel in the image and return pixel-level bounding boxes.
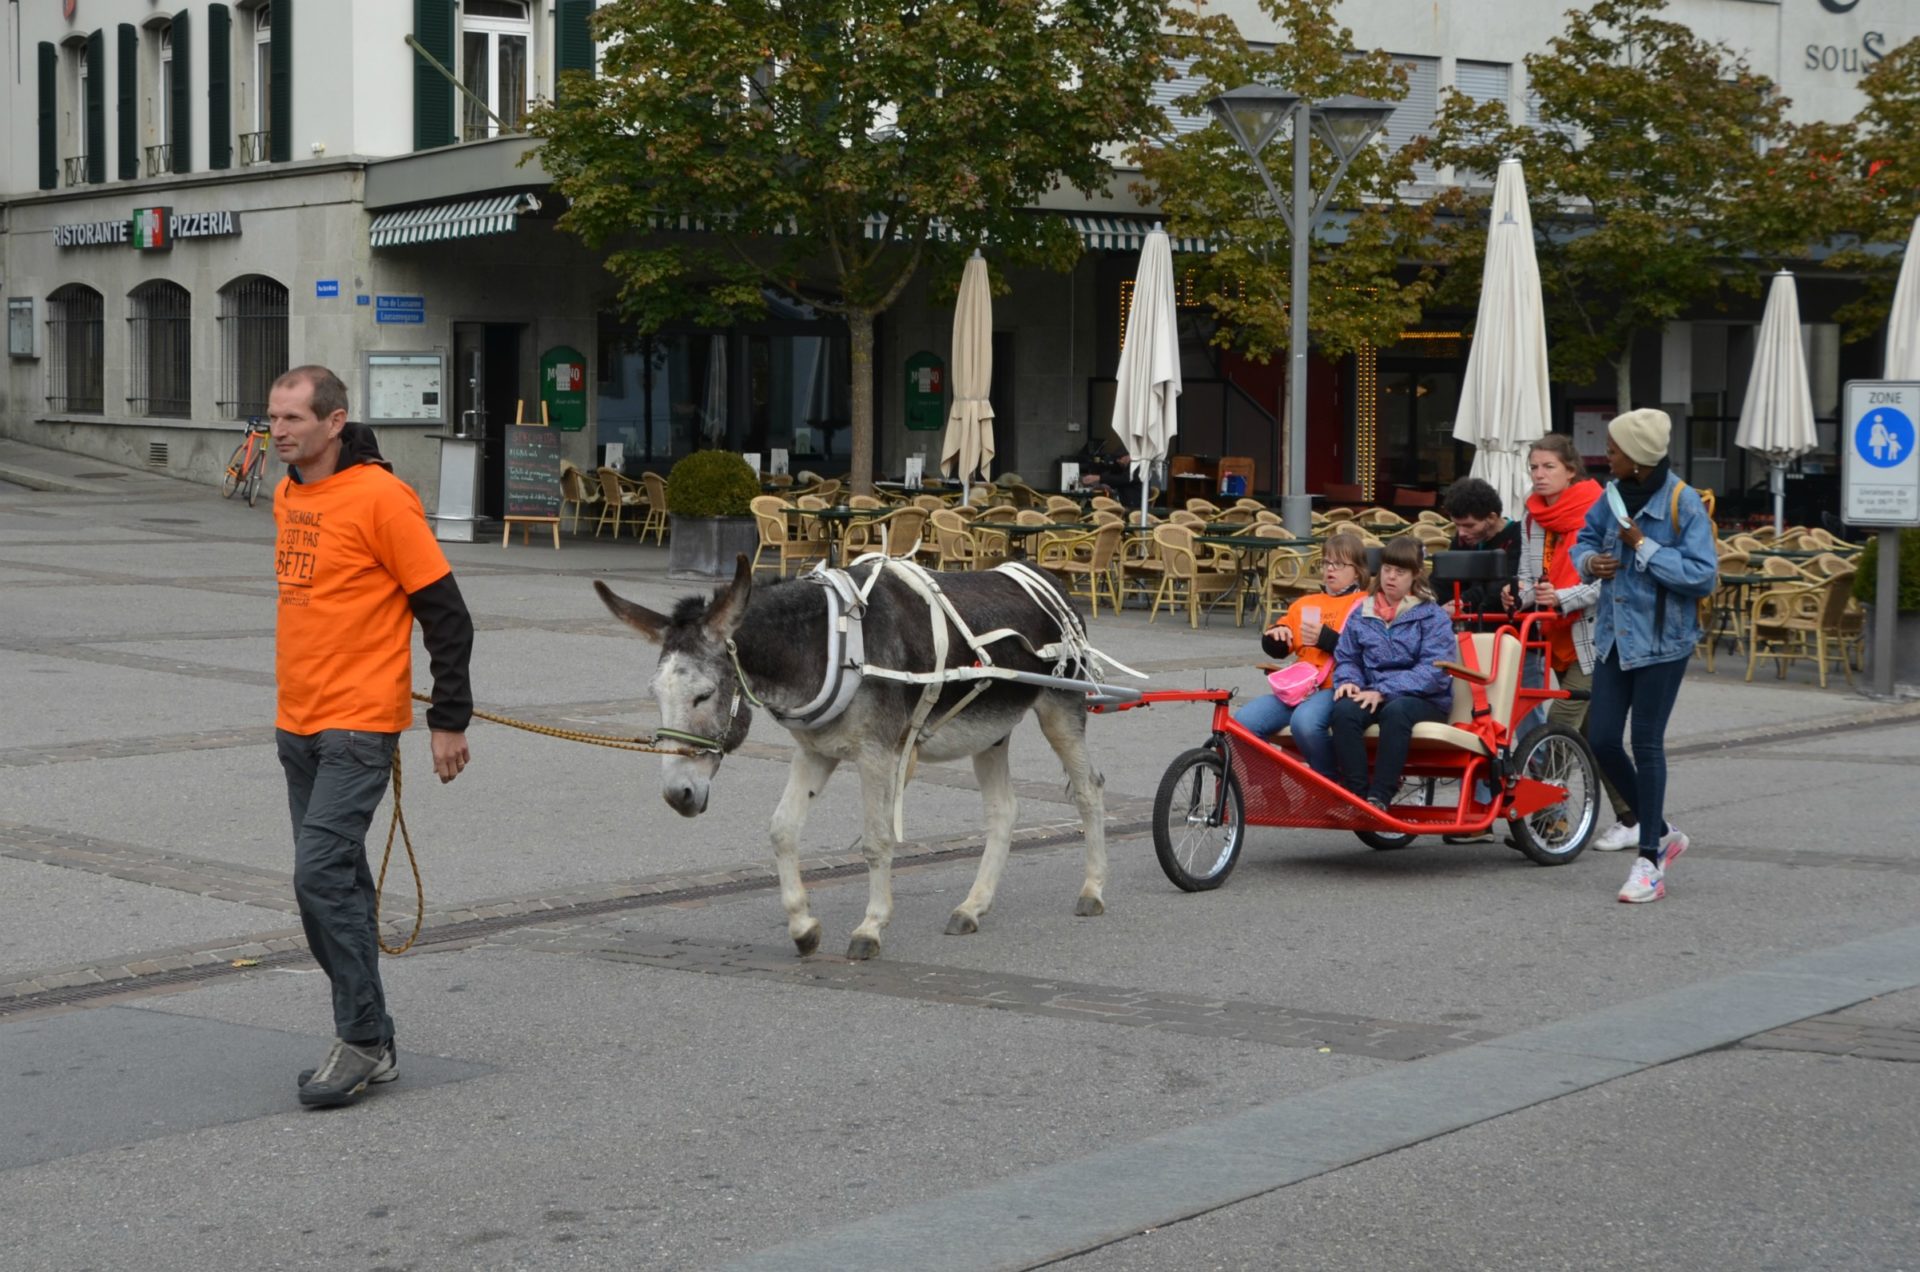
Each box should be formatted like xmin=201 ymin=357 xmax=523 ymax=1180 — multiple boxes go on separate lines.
xmin=1355 ymin=776 xmax=1432 ymax=851
xmin=1507 ymin=724 xmax=1598 ymax=865
xmin=1152 ymin=748 xmax=1245 ymax=891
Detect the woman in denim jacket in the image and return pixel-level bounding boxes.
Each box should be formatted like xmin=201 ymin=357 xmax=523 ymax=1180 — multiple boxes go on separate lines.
xmin=1571 ymin=409 xmax=1718 ymax=904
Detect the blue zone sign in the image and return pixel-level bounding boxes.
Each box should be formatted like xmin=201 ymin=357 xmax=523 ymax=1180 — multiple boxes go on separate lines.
xmin=1842 ymin=381 xmax=1920 ymax=527
xmin=375 ymin=294 xmax=425 ymax=325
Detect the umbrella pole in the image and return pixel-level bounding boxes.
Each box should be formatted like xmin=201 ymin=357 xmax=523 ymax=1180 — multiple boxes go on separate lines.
xmin=1771 ymin=462 xmax=1786 ymax=536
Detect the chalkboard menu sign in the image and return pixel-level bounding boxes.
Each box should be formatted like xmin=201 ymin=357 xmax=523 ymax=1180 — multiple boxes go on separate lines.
xmin=503 ymin=426 xmax=562 ymax=519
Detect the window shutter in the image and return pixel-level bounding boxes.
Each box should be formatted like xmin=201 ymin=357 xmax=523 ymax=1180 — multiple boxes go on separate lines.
xmin=117 ymin=25 xmax=139 ymax=181
xmin=86 ymin=31 xmax=107 ymax=184
xmin=270 ymin=0 xmax=293 ymax=162
xmin=556 ymin=0 xmax=595 ymax=88
xmin=171 ymin=10 xmax=192 ymax=172
xmin=413 ymin=0 xmax=455 ymax=150
xmin=1381 ymin=54 xmax=1439 ymax=183
xmin=1150 ymin=54 xmax=1212 ymax=139
xmin=37 ymin=43 xmax=57 ymax=191
xmin=206 ymin=4 xmax=231 ymax=170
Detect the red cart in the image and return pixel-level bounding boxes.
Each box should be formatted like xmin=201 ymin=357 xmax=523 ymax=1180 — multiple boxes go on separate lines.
xmin=1094 ymin=613 xmax=1602 ymax=891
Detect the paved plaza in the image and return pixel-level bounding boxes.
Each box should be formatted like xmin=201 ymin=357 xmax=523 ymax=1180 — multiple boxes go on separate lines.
xmin=2 ymin=439 xmax=1919 ymax=1271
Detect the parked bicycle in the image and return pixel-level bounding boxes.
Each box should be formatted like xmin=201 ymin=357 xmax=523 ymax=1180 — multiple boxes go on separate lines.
xmin=222 ymin=417 xmax=271 ymax=507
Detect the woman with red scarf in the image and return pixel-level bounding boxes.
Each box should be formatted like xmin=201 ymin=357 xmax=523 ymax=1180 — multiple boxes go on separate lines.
xmin=1509 ymin=433 xmax=1632 ymax=837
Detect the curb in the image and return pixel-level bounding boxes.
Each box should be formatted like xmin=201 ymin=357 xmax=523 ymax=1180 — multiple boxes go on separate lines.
xmin=0 ymin=463 xmax=101 ymax=495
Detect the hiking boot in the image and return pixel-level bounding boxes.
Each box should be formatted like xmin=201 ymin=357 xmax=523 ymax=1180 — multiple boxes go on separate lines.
xmin=297 ymin=1039 xmax=396 ymax=1107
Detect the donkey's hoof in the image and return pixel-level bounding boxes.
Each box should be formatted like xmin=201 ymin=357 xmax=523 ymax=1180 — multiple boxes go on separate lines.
xmin=1073 ymin=895 xmax=1106 ymax=917
xmin=845 ymin=934 xmax=882 ymax=961
xmin=793 ymin=922 xmax=822 ymax=957
xmin=944 ymin=910 xmax=979 ymax=936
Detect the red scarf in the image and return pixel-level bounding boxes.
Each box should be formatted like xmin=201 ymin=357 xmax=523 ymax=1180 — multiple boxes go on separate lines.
xmin=1525 ymin=479 xmax=1603 ymax=668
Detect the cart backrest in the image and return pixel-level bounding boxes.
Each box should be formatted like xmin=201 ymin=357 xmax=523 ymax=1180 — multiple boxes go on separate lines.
xmin=1445 ymin=632 xmax=1525 ymax=729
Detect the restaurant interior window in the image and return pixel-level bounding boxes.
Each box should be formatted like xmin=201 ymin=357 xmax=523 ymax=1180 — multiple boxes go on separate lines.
xmin=596 ymin=327 xmax=720 ymax=469
xmin=461 ymin=0 xmax=531 ymax=141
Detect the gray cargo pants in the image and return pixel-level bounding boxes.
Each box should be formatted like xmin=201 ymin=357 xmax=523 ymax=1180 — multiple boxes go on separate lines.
xmin=277 ymin=728 xmax=399 ymax=1045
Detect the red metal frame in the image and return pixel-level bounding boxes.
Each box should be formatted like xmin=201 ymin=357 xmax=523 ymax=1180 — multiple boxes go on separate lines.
xmin=1093 ymin=611 xmax=1572 ymax=836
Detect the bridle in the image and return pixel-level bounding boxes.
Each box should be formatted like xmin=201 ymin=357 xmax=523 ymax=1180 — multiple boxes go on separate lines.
xmin=650 ymin=641 xmax=758 ymax=756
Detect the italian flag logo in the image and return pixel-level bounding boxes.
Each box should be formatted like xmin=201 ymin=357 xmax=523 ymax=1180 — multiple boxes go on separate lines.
xmin=133 ymin=207 xmax=170 ymax=251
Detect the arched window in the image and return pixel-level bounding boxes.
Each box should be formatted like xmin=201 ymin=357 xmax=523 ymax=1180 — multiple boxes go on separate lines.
xmin=129 ymin=281 xmax=192 ymax=417
xmin=217 ymin=275 xmax=288 ymax=419
xmin=46 ymin=283 xmax=104 ymax=414
xmin=461 ymin=0 xmax=530 ymax=141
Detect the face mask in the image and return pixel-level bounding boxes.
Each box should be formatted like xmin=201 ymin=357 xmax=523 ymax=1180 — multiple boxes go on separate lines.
xmin=1605 ymin=482 xmax=1631 ymax=528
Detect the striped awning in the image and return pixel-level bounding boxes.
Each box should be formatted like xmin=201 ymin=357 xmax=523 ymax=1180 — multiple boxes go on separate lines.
xmin=1068 ymin=216 xmax=1211 ymax=254
xmin=369 ymin=192 xmax=542 ymax=248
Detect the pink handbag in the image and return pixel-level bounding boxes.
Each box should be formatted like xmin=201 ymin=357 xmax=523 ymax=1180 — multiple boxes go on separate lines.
xmin=1267 ymin=661 xmax=1326 ymax=707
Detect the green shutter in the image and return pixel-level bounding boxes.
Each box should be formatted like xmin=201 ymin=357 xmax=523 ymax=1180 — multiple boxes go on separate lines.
xmin=269 ymin=0 xmax=292 ymax=163
xmin=85 ymin=31 xmax=106 ymax=184
xmin=413 ymin=0 xmax=455 ymax=150
xmin=117 ymin=25 xmax=139 ymax=181
xmin=37 ymin=43 xmax=57 ymax=190
xmin=171 ymin=10 xmax=192 ymax=172
xmin=556 ymin=0 xmax=595 ymax=90
xmin=206 ymin=4 xmax=231 ymax=169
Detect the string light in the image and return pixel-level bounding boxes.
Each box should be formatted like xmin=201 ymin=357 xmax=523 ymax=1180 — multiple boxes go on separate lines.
xmin=1355 ymin=342 xmax=1379 ymax=503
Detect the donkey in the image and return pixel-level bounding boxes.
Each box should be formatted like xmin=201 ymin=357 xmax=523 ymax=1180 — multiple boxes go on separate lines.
xmin=594 ymin=555 xmax=1110 ymax=961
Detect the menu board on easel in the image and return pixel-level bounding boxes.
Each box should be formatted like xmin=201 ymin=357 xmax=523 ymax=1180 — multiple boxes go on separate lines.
xmin=502 ymin=407 xmax=562 ymax=548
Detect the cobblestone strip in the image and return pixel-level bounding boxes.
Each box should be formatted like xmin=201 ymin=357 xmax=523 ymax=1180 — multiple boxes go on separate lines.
xmin=0 ymin=814 xmax=1147 ymax=1006
xmin=1691 ymin=843 xmax=1920 ymax=876
xmin=1742 ymin=1016 xmax=1920 ymax=1062
xmin=501 ymin=929 xmax=1495 ymax=1061
xmin=0 ymin=726 xmax=281 ymax=768
xmin=0 ymin=821 xmax=299 ymax=913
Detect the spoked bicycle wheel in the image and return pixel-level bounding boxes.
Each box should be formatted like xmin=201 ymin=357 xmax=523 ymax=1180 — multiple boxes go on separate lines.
xmin=1507 ymin=724 xmax=1598 ymax=865
xmin=220 ymin=440 xmax=249 ymax=498
xmin=1354 ymin=775 xmax=1434 ymax=851
xmin=1152 ymin=747 xmax=1245 ymax=891
xmin=242 ymin=449 xmax=266 ymax=507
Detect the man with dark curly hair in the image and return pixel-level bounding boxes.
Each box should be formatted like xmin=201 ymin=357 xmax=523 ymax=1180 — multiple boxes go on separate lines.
xmin=1442 ymin=476 xmax=1522 ymax=627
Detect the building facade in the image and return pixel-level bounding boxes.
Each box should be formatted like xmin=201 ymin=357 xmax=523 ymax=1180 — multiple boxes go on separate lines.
xmin=2 ymin=0 xmax=1915 ymax=520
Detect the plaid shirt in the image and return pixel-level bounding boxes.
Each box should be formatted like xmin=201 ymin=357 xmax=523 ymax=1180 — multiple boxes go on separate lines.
xmin=1516 ymin=513 xmax=1601 ymax=674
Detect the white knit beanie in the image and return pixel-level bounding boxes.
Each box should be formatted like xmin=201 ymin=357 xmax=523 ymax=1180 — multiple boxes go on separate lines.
xmin=1608 ymin=408 xmax=1671 ymax=466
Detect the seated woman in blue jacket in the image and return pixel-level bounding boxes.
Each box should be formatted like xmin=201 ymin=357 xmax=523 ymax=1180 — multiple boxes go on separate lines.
xmin=1327 ymin=536 xmax=1459 ymax=811
xmin=1571 ymin=409 xmax=1718 ymax=905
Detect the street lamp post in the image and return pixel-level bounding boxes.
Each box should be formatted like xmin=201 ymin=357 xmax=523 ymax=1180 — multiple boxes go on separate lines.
xmin=1208 ymin=86 xmax=1395 ymax=536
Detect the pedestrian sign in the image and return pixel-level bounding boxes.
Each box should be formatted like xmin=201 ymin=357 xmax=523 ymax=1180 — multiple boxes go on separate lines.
xmin=1842 ymin=381 xmax=1920 ymax=527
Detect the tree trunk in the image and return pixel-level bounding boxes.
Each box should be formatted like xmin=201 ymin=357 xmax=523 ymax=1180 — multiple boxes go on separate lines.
xmin=1613 ymin=342 xmax=1633 ymax=415
xmin=848 ymin=307 xmax=876 ymax=496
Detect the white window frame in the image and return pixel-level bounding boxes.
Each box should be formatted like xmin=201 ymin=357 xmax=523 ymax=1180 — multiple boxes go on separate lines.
xmin=74 ymin=44 xmax=90 ymax=164
xmin=254 ymin=3 xmax=272 ymax=135
xmin=159 ymin=25 xmax=173 ymax=142
xmin=460 ymin=0 xmax=533 ymax=141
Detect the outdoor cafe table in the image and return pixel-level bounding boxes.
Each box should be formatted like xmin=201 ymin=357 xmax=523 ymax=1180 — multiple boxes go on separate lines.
xmin=1706 ymin=571 xmax=1775 ymax=657
xmin=1190 ymin=533 xmax=1316 ymax=626
xmin=968 ymin=521 xmax=1092 ymax=560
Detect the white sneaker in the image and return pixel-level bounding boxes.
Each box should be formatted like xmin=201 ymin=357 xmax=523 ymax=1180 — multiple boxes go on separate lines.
xmin=1592 ymin=821 xmax=1640 ymax=852
xmin=1658 ymin=826 xmax=1689 ymax=874
xmin=1617 ymin=857 xmax=1665 ymax=904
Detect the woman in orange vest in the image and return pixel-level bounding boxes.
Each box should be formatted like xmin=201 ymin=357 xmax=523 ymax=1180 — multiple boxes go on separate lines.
xmin=1233 ymin=532 xmax=1371 ymax=778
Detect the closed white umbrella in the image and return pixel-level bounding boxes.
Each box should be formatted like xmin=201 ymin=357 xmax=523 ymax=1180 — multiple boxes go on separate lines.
xmin=940 ymin=251 xmax=994 ymax=501
xmin=1735 ymin=270 xmax=1819 ymax=534
xmin=1453 ymin=206 xmax=1551 ymax=520
xmin=700 ymin=334 xmax=727 ymax=447
xmin=1111 ymin=226 xmax=1182 ymax=524
xmin=1490 ymin=155 xmax=1533 ymax=242
xmin=1886 ymin=216 xmax=1920 ymax=379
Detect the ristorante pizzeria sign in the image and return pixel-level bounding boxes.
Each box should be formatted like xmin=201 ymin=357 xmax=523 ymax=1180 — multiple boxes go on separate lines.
xmin=53 ymin=206 xmax=243 ymax=250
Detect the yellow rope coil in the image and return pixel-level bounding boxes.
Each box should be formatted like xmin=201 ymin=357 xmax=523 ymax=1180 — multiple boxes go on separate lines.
xmin=373 ymin=693 xmax=700 ymax=956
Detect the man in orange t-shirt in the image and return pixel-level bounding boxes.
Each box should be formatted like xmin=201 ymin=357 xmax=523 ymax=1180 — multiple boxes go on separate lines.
xmin=269 ymin=364 xmax=474 ymax=1109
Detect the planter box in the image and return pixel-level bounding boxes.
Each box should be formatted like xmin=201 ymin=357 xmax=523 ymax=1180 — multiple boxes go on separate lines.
xmin=1861 ymin=604 xmax=1920 ymax=691
xmin=668 ymin=515 xmax=758 ymax=580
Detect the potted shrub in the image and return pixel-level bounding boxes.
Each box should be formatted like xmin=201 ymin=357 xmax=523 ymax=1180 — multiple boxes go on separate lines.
xmin=1852 ymin=528 xmax=1920 ymax=689
xmin=666 ymin=450 xmax=761 ymax=579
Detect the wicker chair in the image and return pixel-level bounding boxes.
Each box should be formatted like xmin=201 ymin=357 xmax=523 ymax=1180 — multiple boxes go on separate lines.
xmin=1038 ymin=522 xmax=1125 ymax=616
xmin=929 ymin=509 xmax=991 ymax=570
xmin=1748 ymin=569 xmax=1861 ymax=688
xmin=1045 ymin=494 xmax=1084 ymax=519
xmin=637 ymin=472 xmax=669 ymax=544
xmin=560 ymin=462 xmax=603 ymax=533
xmin=1150 ymin=524 xmax=1241 ymax=627
xmin=594 ymin=467 xmax=645 ymax=539
xmin=749 ymin=495 xmax=824 ymax=577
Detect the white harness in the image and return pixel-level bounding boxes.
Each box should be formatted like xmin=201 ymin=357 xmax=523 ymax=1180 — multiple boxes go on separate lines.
xmin=744 ymin=541 xmax=1145 ymax=838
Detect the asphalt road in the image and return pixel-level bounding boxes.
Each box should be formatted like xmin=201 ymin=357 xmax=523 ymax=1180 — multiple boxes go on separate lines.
xmin=2 ymin=443 xmax=1917 ymax=1272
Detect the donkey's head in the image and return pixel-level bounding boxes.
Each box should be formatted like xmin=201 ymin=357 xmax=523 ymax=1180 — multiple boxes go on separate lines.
xmin=594 ymin=556 xmax=754 ymax=817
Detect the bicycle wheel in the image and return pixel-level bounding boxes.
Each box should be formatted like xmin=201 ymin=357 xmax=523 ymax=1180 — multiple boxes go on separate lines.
xmin=220 ymin=439 xmax=248 ymax=498
xmin=1152 ymin=747 xmax=1245 ymax=892
xmin=242 ymin=447 xmax=266 ymax=507
xmin=1507 ymin=724 xmax=1598 ymax=865
xmin=1354 ymin=775 xmax=1432 ymax=851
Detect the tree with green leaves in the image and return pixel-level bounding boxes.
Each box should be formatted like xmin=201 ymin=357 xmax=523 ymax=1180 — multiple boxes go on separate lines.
xmin=1829 ymin=38 xmax=1920 ymax=343
xmin=530 ymin=0 xmax=1168 ymax=492
xmin=1425 ymin=0 xmax=1820 ymax=411
xmin=1131 ymin=0 xmax=1433 ymax=376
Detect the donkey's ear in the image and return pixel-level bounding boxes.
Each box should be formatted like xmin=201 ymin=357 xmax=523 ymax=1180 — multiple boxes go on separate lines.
xmin=703 ymin=554 xmax=754 ymax=640
xmin=594 ymin=581 xmax=670 ymax=643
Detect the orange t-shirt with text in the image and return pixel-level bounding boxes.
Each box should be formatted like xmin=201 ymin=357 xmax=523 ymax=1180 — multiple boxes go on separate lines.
xmin=274 ymin=464 xmax=452 ymax=734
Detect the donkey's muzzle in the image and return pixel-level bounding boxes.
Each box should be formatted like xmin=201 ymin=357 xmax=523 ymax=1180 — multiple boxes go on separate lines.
xmin=665 ymin=780 xmax=709 ymax=818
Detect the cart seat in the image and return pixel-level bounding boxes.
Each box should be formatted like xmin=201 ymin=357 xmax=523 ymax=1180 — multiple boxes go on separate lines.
xmin=1275 ymin=632 xmax=1522 ymax=757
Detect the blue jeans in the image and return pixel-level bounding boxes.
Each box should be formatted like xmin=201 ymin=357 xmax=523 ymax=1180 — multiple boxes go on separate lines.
xmin=1586 ymin=650 xmax=1689 ymax=853
xmin=1234 ymin=686 xmax=1337 ymax=778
